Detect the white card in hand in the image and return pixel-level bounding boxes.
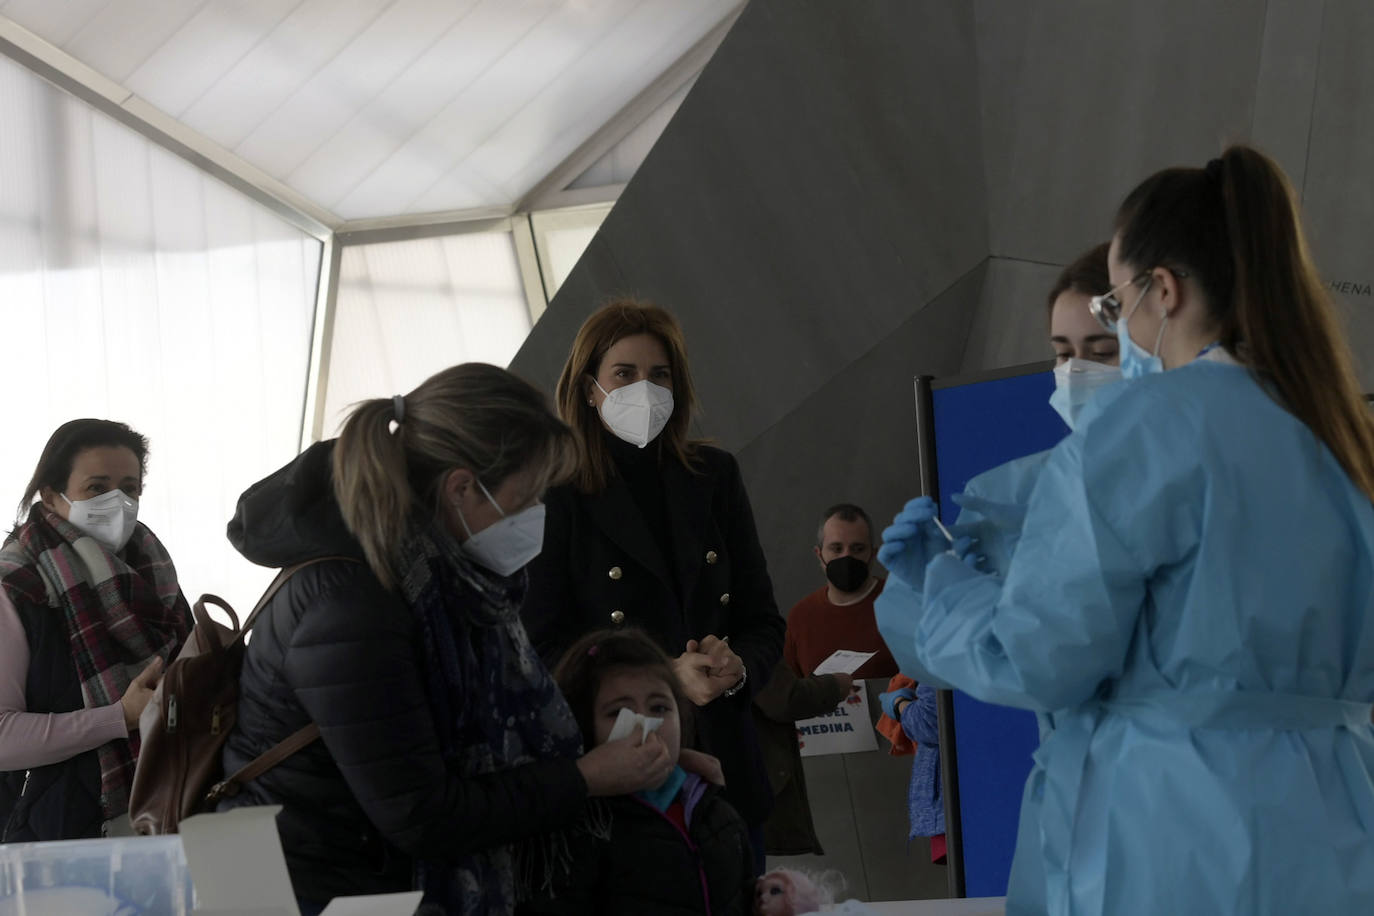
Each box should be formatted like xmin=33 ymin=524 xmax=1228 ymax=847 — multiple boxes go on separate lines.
xmin=607 ymin=707 xmax=663 ymax=744
xmin=812 ymin=649 xmax=878 ymax=677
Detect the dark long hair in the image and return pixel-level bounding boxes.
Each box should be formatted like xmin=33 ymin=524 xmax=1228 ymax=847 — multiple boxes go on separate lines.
xmin=1114 ymin=144 xmax=1374 ymax=502
xmin=17 ymin=419 xmax=148 ymax=524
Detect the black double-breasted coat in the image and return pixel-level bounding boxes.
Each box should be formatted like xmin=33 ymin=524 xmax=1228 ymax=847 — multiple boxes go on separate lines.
xmin=522 ymin=443 xmax=785 ymax=826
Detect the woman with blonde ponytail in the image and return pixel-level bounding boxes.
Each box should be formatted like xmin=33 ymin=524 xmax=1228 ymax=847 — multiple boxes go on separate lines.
xmin=220 ymin=364 xmax=677 ymax=916
xmin=876 ymin=145 xmax=1374 ymax=915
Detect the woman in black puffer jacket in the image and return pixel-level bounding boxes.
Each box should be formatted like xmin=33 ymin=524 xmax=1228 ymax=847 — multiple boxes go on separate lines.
xmin=221 ymin=364 xmax=675 ymax=916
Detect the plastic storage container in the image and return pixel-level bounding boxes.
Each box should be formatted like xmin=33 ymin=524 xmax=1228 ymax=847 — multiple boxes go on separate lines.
xmin=0 ymin=834 xmax=193 ymax=915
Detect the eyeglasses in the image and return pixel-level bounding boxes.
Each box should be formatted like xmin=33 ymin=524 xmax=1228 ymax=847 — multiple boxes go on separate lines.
xmin=1088 ymin=268 xmax=1189 ymax=332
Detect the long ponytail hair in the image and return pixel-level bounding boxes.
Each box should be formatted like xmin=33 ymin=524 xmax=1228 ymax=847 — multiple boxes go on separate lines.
xmin=331 ymin=363 xmax=575 ymax=589
xmin=1115 ymin=144 xmax=1374 ymax=502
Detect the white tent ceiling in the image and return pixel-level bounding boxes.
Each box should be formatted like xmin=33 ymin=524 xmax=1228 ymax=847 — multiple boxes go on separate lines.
xmin=0 ymin=0 xmax=741 ymax=232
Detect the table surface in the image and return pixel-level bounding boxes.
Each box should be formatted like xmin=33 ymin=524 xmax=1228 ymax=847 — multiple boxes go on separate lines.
xmin=852 ymin=898 xmax=1006 ymax=915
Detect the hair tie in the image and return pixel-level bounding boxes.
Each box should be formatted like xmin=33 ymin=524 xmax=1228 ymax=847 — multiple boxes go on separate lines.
xmin=1204 ymin=157 xmax=1224 ymax=183
xmin=392 ymin=394 xmax=406 ymax=425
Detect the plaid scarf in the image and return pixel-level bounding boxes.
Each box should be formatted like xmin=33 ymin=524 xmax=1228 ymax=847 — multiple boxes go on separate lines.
xmin=0 ymin=504 xmax=190 ymax=820
xmin=399 ymin=520 xmax=584 ymax=916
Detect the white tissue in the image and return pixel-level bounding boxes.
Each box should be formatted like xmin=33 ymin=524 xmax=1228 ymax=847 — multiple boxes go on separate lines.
xmin=607 ymin=707 xmax=663 ymax=744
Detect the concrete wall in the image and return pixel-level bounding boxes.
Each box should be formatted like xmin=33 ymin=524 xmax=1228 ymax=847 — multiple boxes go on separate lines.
xmin=511 ymin=0 xmax=1374 ymax=900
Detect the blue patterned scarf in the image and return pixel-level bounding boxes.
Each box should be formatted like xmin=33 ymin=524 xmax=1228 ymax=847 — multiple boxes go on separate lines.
xmin=398 ymin=521 xmax=583 ymax=915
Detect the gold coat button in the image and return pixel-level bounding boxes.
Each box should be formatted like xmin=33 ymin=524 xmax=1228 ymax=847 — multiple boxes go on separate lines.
xmin=719 ymin=593 xmax=730 ymax=606
xmin=608 ymin=566 xmax=623 ymax=580
xmin=705 ymin=550 xmax=718 ymax=565
xmin=610 ymin=610 xmax=625 ymax=625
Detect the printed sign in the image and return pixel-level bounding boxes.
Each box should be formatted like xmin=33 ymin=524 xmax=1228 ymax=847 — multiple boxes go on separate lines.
xmin=796 ymin=683 xmax=879 ymax=757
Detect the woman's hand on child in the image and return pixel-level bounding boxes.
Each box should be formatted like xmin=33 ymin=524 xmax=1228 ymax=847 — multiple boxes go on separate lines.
xmin=576 ymin=731 xmax=675 ymax=797
xmin=678 ymin=748 xmax=725 ymax=786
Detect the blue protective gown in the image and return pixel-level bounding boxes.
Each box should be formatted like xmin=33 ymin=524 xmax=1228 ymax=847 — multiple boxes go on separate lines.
xmin=876 ymin=356 xmax=1374 ymax=915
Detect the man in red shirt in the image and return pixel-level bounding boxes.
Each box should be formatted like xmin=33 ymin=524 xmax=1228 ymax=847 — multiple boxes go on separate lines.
xmin=752 ymin=503 xmax=900 ymax=855
xmin=784 ymin=503 xmax=898 ymax=680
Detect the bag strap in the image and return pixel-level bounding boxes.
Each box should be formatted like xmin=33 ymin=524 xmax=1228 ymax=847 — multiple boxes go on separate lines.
xmin=204 ymin=724 xmax=321 ymax=806
xmin=204 ymin=555 xmax=361 ymax=806
xmin=231 ymin=556 xmax=355 ymax=648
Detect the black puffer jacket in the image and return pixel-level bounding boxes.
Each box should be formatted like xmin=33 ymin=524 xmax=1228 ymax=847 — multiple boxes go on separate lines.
xmin=517 ymin=776 xmax=754 ymax=916
xmin=220 ymin=441 xmax=589 ymax=904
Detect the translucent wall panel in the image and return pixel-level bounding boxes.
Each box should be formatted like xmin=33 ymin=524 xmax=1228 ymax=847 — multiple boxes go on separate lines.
xmin=530 ymin=204 xmax=613 ymax=300
xmin=322 ymin=231 xmax=533 ymax=437
xmin=0 ymin=54 xmax=321 ymax=612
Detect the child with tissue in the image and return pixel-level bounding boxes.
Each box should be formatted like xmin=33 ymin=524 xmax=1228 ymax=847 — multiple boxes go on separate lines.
xmin=519 ymin=628 xmax=755 ymax=915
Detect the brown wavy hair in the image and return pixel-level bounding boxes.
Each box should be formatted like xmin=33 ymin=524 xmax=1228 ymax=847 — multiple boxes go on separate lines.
xmin=332 ymin=363 xmax=576 ymax=589
xmin=1045 ymin=242 xmax=1111 ymax=319
xmin=554 ymin=299 xmax=703 ymax=492
xmin=1114 ymin=144 xmax=1374 ymax=502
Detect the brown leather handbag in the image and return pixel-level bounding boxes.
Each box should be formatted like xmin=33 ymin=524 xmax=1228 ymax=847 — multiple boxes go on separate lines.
xmin=129 ymin=558 xmax=349 ymax=834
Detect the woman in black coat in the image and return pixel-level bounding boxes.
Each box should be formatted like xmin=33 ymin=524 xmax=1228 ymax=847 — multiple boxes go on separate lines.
xmin=521 ymin=300 xmax=786 ymax=863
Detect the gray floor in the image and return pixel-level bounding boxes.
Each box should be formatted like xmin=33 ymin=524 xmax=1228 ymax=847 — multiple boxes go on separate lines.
xmin=766 ymin=681 xmax=951 ymax=903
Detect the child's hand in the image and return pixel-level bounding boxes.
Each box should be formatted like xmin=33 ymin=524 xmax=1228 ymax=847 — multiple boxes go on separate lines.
xmin=576 ymin=731 xmax=675 ymax=797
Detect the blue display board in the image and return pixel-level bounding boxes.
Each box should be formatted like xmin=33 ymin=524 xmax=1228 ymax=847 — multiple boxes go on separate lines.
xmin=929 ymin=365 xmax=1067 ymax=899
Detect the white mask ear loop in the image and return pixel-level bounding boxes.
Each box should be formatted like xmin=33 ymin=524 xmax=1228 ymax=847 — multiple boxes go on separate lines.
xmin=455 ymin=478 xmax=503 ymax=540
xmin=1151 ymin=311 xmax=1170 ymax=358
xmin=1129 ymin=275 xmax=1169 ymax=358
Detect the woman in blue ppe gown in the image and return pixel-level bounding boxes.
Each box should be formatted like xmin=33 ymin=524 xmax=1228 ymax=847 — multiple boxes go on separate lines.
xmin=876 ymin=145 xmax=1374 ymax=916
xmin=878 ymin=243 xmax=1123 ymax=893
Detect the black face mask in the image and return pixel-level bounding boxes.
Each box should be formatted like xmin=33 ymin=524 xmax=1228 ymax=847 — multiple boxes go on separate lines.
xmin=824 ymin=555 xmax=870 ymax=593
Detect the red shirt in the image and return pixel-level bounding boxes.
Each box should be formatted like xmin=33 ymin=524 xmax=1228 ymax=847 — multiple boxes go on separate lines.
xmin=783 ymin=578 xmax=898 ymax=680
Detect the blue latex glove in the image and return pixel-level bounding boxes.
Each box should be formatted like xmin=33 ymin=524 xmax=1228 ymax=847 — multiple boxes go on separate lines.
xmin=880 ymin=687 xmax=916 ymax=721
xmin=951 ymin=534 xmax=983 ymax=569
xmin=878 ymin=496 xmax=948 ymax=586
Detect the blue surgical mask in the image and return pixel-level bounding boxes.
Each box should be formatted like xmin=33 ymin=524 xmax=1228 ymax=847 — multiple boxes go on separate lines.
xmin=1117 ymin=278 xmax=1167 ymax=380
xmin=1049 ymin=359 xmax=1122 ymax=430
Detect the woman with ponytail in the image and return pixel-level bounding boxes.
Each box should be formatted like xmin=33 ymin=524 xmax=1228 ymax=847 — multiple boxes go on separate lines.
xmin=876 ymin=146 xmax=1374 ymax=914
xmin=220 ymin=364 xmax=676 ymax=916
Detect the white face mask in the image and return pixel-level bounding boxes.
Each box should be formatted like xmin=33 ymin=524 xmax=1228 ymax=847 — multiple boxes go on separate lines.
xmin=62 ymin=489 xmax=139 ymax=553
xmin=1049 ymin=358 xmax=1123 ymax=430
xmin=455 ymin=479 xmax=545 ymax=577
xmin=594 ymin=379 xmax=674 ymax=448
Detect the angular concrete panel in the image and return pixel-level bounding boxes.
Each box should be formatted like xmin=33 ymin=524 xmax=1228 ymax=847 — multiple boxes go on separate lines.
xmin=978 ymin=0 xmax=1267 ymax=264
xmin=739 ymin=263 xmax=985 ymax=611
xmin=1249 ymin=0 xmax=1325 ymax=183
xmin=513 ymin=0 xmax=988 ymax=451
xmin=958 ymin=257 xmax=1066 ymax=374
xmin=1298 ymin=0 xmax=1374 ymax=384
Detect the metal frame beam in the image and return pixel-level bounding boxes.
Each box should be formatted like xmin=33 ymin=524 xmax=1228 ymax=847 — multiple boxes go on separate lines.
xmin=0 ymin=15 xmax=337 ymax=240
